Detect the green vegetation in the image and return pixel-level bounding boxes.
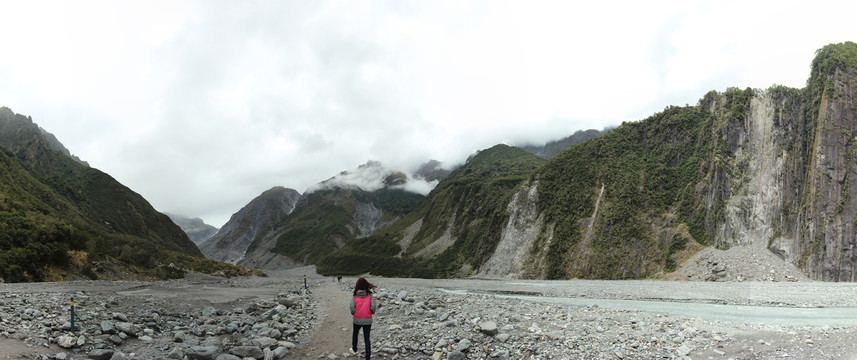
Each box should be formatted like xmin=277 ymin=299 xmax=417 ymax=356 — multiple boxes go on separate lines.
xmin=272 ymin=186 xmax=424 ymax=266
xmin=0 ymin=108 xmax=258 ymax=282
xmin=318 ymin=145 xmax=546 ymax=278
xmin=664 ymin=233 xmax=688 ymax=273
xmin=536 ymin=104 xmax=716 ymax=279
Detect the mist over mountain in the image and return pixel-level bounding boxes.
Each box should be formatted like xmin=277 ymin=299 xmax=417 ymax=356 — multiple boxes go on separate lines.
xmin=203 ymin=42 xmax=857 ymax=283
xmin=165 ymin=213 xmax=219 ymax=245
xmin=519 ymin=128 xmax=611 ymax=158
xmin=306 ymin=160 xmax=448 ymax=196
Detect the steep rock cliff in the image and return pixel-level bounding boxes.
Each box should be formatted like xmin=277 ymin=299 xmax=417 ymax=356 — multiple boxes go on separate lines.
xmin=318 ymin=145 xmax=546 ymax=277
xmin=507 ymin=42 xmax=857 ymax=281
xmin=200 ymin=187 xmax=300 ymax=264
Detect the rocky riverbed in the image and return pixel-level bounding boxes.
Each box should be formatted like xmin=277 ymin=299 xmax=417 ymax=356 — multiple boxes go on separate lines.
xmin=3 ymin=266 xmax=857 ymax=359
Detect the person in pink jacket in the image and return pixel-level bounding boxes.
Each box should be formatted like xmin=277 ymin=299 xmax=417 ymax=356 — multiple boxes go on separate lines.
xmin=349 ymin=277 xmax=377 ymax=359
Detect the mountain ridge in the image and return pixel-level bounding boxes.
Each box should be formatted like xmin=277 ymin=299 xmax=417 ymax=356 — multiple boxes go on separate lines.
xmin=0 ymin=107 xmax=260 ymax=281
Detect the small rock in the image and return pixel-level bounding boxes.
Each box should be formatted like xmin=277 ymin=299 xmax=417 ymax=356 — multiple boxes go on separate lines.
xmin=478 ymin=321 xmax=498 ymax=336
xmin=57 ymin=335 xmax=77 ymax=349
xmin=100 ymin=320 xmax=115 ymax=334
xmin=186 ymin=345 xmax=221 ymax=360
xmin=112 ymin=312 xmax=129 ymax=322
xmin=87 ymin=348 xmax=114 ymax=360
xmin=174 ymin=331 xmax=186 ymax=343
xmin=214 ymin=354 xmax=242 ymax=360
xmin=495 ymin=333 xmax=511 ymax=343
xmin=447 ymin=350 xmax=465 ymax=360
xmin=457 ymin=338 xmax=472 ymax=352
xmin=230 ymin=346 xmax=264 ymax=359
xmin=677 ymin=344 xmax=691 ymax=356
xmin=115 ymin=322 xmax=135 ymax=336
xmin=271 ymin=347 xmax=289 ymax=360
xmin=167 ymin=347 xmax=184 ymax=359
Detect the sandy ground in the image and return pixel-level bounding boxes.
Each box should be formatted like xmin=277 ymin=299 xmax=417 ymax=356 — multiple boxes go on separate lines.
xmin=289 ymin=280 xmax=356 ymax=359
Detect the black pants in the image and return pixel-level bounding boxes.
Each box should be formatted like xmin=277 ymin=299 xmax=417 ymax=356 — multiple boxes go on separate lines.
xmin=352 ymin=323 xmax=371 ymax=359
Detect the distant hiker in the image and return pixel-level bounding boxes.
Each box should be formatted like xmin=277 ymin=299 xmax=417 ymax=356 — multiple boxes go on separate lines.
xmin=349 ymin=277 xmax=377 ymax=359
xmin=337 ymin=275 xmax=342 ymax=283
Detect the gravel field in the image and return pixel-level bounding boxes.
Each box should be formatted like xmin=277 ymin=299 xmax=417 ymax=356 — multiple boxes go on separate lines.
xmin=2 ymin=263 xmax=857 ymax=360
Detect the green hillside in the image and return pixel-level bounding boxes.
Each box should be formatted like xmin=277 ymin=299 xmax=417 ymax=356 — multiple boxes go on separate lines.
xmin=0 ymin=108 xmax=259 ymax=282
xmin=318 ymin=144 xmax=547 ymax=277
xmin=269 ymin=187 xmax=424 ymax=265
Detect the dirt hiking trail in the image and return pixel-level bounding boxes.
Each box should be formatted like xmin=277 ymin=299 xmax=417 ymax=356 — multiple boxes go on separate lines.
xmin=291 ymin=280 xmax=361 ymax=359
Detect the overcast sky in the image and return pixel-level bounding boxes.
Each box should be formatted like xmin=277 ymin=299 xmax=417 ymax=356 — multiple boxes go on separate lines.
xmin=1 ymin=1 xmax=856 ymax=228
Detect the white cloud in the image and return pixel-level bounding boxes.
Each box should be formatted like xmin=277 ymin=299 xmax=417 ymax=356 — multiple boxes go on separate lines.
xmin=1 ymin=0 xmax=856 ymax=227
xmin=306 ymin=161 xmax=437 ymax=196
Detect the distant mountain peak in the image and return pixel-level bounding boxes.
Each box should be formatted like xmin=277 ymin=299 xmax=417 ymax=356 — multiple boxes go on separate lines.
xmin=0 ymin=106 xmax=89 ymax=166
xmin=165 ymin=213 xmax=219 ymax=245
xmin=306 ymin=160 xmax=441 ymax=196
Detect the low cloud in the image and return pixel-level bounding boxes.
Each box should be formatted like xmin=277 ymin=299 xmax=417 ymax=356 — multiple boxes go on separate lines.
xmin=306 ymin=161 xmax=439 ymax=196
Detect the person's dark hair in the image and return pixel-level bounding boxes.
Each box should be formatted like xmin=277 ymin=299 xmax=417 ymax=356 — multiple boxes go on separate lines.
xmin=353 ymin=277 xmax=376 ymax=295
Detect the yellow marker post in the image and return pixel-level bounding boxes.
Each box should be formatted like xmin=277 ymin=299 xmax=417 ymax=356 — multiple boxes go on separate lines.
xmin=70 ymin=297 xmax=76 ymax=335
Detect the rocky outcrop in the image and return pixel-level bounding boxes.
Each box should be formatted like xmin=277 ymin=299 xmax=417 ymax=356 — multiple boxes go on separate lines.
xmin=200 ymin=187 xmax=300 ymax=264
xmin=501 ymin=43 xmax=857 ymax=281
xmin=478 ymin=180 xmax=543 ymax=278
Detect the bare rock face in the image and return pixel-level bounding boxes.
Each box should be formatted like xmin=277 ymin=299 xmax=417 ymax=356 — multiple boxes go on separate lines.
xmin=200 ymin=187 xmax=300 ymax=264
xmin=493 ymin=45 xmax=857 ymax=281
xmin=479 ymin=180 xmax=544 ymax=278
xmin=795 ymin=68 xmax=857 ymax=281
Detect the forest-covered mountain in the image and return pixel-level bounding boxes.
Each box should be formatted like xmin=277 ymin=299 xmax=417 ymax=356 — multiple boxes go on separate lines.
xmin=0 ymin=107 xmax=258 ymax=282
xmin=519 ymin=128 xmax=609 ymax=158
xmin=205 ymin=42 xmax=857 ymax=282
xmin=200 ymin=163 xmax=430 ymax=270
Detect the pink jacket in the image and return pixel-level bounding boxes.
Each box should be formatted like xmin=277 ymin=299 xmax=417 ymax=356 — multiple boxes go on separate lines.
xmin=350 ymin=290 xmax=376 ymax=325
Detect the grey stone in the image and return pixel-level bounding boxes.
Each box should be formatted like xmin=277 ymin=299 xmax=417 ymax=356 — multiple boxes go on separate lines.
xmin=112 ymin=312 xmax=129 ymax=322
xmin=479 ymin=321 xmax=498 ymax=336
xmin=167 ymin=347 xmax=184 ymax=360
xmin=87 ymin=348 xmax=114 ymax=360
xmin=108 ymin=335 xmax=122 ymax=345
xmin=677 ymin=344 xmax=691 ymax=356
xmin=57 ymin=335 xmax=77 ymax=349
xmin=272 ymin=347 xmax=289 ymax=359
xmin=202 ymin=307 xmax=218 ymax=317
xmin=173 ymin=331 xmax=186 ymax=343
xmin=186 ymin=346 xmax=221 ymax=360
xmin=397 ymin=290 xmax=408 ymax=300
xmin=229 ymin=346 xmax=264 ymax=359
xmin=495 ymin=333 xmax=511 ymax=343
xmin=252 ymin=337 xmax=278 ymax=348
xmin=100 ymin=320 xmax=115 ymax=334
xmin=447 ymin=350 xmax=466 ymax=360
xmin=115 ymin=322 xmax=135 ymax=336
xmin=214 ymin=355 xmax=242 ymax=360
xmin=457 ymin=338 xmax=472 ymax=352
